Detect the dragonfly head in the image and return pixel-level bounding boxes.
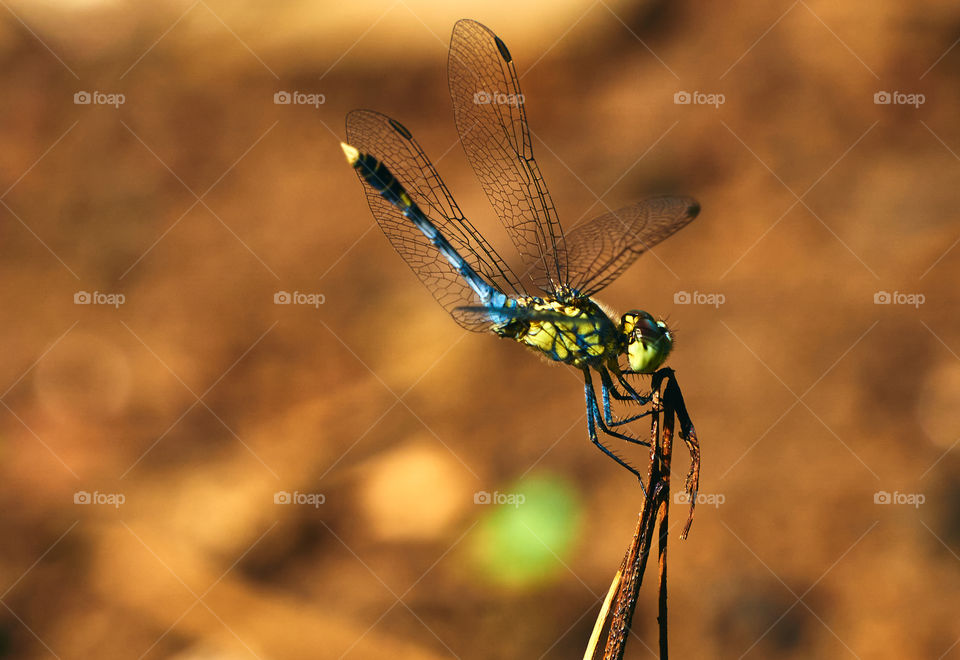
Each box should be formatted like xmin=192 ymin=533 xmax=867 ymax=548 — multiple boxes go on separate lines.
xmin=620 ymin=311 xmax=673 ymax=374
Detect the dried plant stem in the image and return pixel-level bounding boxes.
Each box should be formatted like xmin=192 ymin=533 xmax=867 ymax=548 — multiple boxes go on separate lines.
xmin=584 ymin=368 xmax=701 ymax=660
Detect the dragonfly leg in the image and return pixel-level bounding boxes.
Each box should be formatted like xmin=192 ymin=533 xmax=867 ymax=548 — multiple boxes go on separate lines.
xmin=585 ymin=379 xmax=644 ymax=484
xmin=599 ymin=368 xmax=636 ymax=402
xmin=585 ymin=369 xmax=650 ymax=450
xmin=614 ymin=369 xmax=653 ymax=405
xmin=598 ymin=367 xmax=655 ymax=427
xmin=600 ymin=379 xmax=654 ymax=427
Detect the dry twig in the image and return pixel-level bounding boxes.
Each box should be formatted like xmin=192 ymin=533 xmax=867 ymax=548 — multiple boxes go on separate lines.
xmin=584 ymin=368 xmax=700 ymax=660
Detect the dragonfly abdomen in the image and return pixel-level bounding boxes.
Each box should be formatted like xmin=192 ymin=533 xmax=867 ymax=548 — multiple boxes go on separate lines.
xmin=342 ymin=143 xmax=505 ymax=308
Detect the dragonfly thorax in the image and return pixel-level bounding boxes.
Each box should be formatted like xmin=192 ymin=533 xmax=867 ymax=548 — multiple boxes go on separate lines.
xmin=495 ymin=296 xmax=621 ymax=367
xmin=620 ymin=310 xmax=674 ymax=374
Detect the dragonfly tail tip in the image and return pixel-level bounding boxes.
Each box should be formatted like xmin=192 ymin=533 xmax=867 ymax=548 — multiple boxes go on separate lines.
xmin=340 ymin=142 xmax=360 ymax=164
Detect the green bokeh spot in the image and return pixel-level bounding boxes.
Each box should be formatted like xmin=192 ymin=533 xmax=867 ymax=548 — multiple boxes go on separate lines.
xmin=470 ymin=473 xmax=582 ymax=588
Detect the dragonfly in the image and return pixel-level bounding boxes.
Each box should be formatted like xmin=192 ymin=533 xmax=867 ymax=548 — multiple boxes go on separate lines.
xmin=340 ymin=19 xmax=699 ymax=482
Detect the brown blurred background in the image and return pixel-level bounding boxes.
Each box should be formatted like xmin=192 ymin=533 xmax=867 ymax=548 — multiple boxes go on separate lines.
xmin=1 ymin=0 xmax=958 ymax=658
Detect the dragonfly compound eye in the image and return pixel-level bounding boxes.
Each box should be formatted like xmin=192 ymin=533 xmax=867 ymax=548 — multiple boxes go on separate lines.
xmin=623 ymin=311 xmax=673 ymax=373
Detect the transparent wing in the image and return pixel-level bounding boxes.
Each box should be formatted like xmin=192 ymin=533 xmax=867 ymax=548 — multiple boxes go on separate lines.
xmin=448 ymin=19 xmax=567 ymax=295
xmin=345 ymin=109 xmax=525 ymax=332
xmin=561 ymin=197 xmax=700 ymax=297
